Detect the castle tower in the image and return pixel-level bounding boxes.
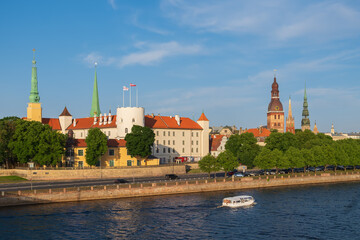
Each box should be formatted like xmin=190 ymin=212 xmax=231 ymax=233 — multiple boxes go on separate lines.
xmin=197 ymin=112 xmax=210 ymax=157
xmin=26 ymin=49 xmax=42 ymax=122
xmin=116 ymin=107 xmax=145 ymax=139
xmin=90 ymin=63 xmax=101 ymax=117
xmin=331 ymin=123 xmax=335 ymax=134
xmin=59 ymin=106 xmax=73 ymax=133
xmin=286 ymin=96 xmax=295 ymax=134
xmin=267 ymin=72 xmax=284 ymax=132
xmin=301 ymin=83 xmax=310 ymax=131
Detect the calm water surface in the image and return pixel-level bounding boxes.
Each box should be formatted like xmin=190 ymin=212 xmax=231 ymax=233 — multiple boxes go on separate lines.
xmin=1 ymin=182 xmax=360 ymax=240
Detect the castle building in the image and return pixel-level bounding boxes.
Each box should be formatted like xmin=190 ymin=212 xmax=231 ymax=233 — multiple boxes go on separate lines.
xmin=25 ymin=51 xmax=210 ymax=167
xmin=267 ymin=75 xmax=284 ymax=132
xmin=286 ymin=96 xmax=295 ymax=134
xmin=301 ymin=83 xmax=311 ymax=131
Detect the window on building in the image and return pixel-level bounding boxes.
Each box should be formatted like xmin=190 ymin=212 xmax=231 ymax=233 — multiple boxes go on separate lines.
xmin=168 ymin=148 xmax=170 ymax=153
xmin=127 ymin=160 xmax=132 ymax=166
xmin=163 ymin=131 xmax=165 ymax=136
xmin=109 ymin=149 xmax=115 ymax=156
xmin=191 ymin=148 xmax=193 ymax=153
xmin=173 ymin=131 xmax=175 ymax=136
xmin=125 ymin=128 xmax=128 ymax=133
xmin=163 ymin=148 xmax=166 ymax=153
xmin=278 ymin=115 xmax=280 ymax=119
xmin=168 ymin=140 xmax=170 ymax=145
xmin=182 ymin=148 xmax=185 ymax=153
xmin=183 ymin=140 xmax=185 ymax=145
xmin=182 ymin=132 xmax=185 ymax=137
xmin=157 ymin=131 xmax=159 ymax=136
xmin=108 ymin=131 xmax=110 ymax=136
xmin=173 ymin=140 xmax=175 ymax=145
xmin=163 ymin=140 xmax=166 ymax=145
xmin=137 ymin=160 xmax=141 ymax=166
xmin=191 ymin=141 xmax=193 ymax=145
xmin=78 ymin=161 xmax=83 ymax=168
xmin=109 ymin=160 xmax=114 ymax=167
xmin=220 ymin=146 xmax=222 ymax=150
xmin=78 ymin=150 xmax=84 ymax=156
xmin=156 ymin=140 xmax=159 ymax=145
xmin=274 ymin=115 xmax=277 ymax=119
xmin=81 ymin=132 xmax=83 ymax=137
xmin=196 ymin=132 xmax=199 ymax=137
xmin=156 ymin=148 xmax=159 ymax=153
xmin=196 ymin=148 xmax=198 ymax=153
xmin=191 ymin=132 xmax=193 ymax=137
xmin=196 ymin=141 xmax=198 ymax=145
xmin=168 ymin=131 xmax=170 ymax=136
xmin=173 ymin=149 xmax=175 ymax=153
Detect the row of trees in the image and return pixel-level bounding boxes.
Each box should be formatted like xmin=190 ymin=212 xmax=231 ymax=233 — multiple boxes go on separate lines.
xmin=199 ymin=129 xmax=360 ymax=176
xmin=0 ymin=116 xmax=155 ymax=168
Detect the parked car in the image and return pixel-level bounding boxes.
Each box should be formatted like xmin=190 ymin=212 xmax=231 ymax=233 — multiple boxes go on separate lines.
xmin=308 ymin=167 xmax=323 ymax=172
xmin=114 ymin=179 xmax=128 ymax=183
xmin=234 ymin=172 xmax=244 ymax=177
xmin=165 ymin=174 xmax=179 ymax=180
xmin=227 ymin=169 xmax=238 ymax=176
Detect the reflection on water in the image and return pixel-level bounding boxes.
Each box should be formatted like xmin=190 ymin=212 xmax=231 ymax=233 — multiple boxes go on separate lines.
xmin=1 ymin=182 xmax=360 ymax=239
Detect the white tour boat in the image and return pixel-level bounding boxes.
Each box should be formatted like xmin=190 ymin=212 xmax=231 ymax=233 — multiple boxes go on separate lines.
xmin=222 ymin=195 xmax=255 ymax=208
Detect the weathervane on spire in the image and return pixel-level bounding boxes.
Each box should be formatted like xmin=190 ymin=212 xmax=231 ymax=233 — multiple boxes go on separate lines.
xmin=94 ymin=62 xmax=98 ymax=67
xmin=32 ymin=48 xmax=36 ymax=65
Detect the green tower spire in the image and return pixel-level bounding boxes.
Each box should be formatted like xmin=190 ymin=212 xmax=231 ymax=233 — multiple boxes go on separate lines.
xmin=90 ymin=63 xmax=101 ymax=117
xmin=29 ymin=49 xmax=40 ymax=103
xmin=301 ymin=82 xmax=310 ymax=128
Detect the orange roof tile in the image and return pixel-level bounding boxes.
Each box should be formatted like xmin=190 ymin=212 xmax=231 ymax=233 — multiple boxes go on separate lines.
xmin=42 ymin=118 xmax=61 ymax=130
xmin=73 ymin=139 xmax=126 ymax=147
xmin=210 ymin=134 xmax=225 ymax=151
xmin=67 ymin=115 xmax=117 ymax=130
xmin=198 ymin=112 xmax=209 ymax=121
xmin=145 ymin=115 xmax=203 ymax=130
xmin=244 ymin=128 xmax=271 ymax=138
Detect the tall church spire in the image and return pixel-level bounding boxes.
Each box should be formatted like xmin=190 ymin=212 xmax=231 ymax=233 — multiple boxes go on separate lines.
xmin=29 ymin=49 xmax=40 ymax=103
xmin=90 ymin=63 xmax=101 ymax=117
xmin=301 ymin=82 xmax=310 ymax=131
xmin=267 ymin=71 xmax=284 ymax=132
xmin=286 ymin=96 xmax=295 ymax=133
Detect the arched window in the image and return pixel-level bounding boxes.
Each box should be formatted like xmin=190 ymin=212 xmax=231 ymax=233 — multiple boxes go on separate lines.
xmin=274 ymin=115 xmax=277 ymax=119
xmin=125 ymin=128 xmax=128 ymax=133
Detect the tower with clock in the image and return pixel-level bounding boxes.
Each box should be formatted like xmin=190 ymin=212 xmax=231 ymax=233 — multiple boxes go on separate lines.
xmin=267 ymin=72 xmax=285 ymax=132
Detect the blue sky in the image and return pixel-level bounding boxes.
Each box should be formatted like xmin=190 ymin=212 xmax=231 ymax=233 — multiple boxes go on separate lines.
xmin=1 ymin=0 xmax=360 ymax=133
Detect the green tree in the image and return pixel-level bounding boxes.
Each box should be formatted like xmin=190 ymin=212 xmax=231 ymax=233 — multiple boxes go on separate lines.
xmin=322 ymin=145 xmax=336 ymax=171
xmin=295 ymin=130 xmax=316 ymax=149
xmin=333 ymin=142 xmax=349 ymax=172
xmin=254 ymin=148 xmax=276 ymax=170
xmin=285 ymin=146 xmax=305 ymax=173
xmin=217 ymin=150 xmax=238 ymax=176
xmin=225 ymin=132 xmax=260 ymax=167
xmin=198 ymin=154 xmax=220 ymax=178
xmin=310 ymin=146 xmax=325 ymax=173
xmin=273 ymin=149 xmax=289 ymax=173
xmin=85 ymin=128 xmax=108 ymax=166
xmin=301 ymin=148 xmax=314 ymax=172
xmin=9 ymin=119 xmax=66 ymax=166
xmin=0 ymin=117 xmax=19 ymax=168
xmin=264 ymin=132 xmax=283 ymax=151
xmin=125 ymin=125 xmax=155 ymax=165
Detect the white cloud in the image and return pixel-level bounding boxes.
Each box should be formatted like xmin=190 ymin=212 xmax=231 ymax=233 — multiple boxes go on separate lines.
xmin=161 ymin=0 xmax=360 ymax=42
xmin=81 ymin=41 xmax=202 ymax=68
xmin=108 ymin=0 xmax=117 ymax=10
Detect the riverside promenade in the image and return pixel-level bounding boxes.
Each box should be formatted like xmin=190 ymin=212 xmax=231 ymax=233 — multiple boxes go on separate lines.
xmin=1 ymin=172 xmax=360 ymax=207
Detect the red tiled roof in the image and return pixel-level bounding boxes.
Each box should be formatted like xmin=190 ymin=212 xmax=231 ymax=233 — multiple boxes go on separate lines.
xmin=244 ymin=128 xmax=271 ymax=138
xmin=145 ymin=115 xmax=202 ymax=130
xmin=198 ymin=112 xmax=209 ymax=121
xmin=73 ymin=139 xmax=126 ymax=147
xmin=67 ymin=115 xmax=117 ymax=130
xmin=42 ymin=118 xmax=61 ymax=130
xmin=210 ymin=135 xmax=225 ymax=151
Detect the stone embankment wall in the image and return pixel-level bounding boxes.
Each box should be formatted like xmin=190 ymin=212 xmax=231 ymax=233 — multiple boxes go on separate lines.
xmin=1 ymin=172 xmax=360 ymax=207
xmin=0 ymin=165 xmax=186 ymax=180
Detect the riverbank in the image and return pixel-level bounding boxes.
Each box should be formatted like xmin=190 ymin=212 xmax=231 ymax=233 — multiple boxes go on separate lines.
xmin=1 ymin=172 xmax=359 ymax=207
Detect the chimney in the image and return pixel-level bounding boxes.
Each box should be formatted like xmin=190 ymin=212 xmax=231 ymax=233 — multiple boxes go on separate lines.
xmin=73 ymin=119 xmax=76 ymax=127
xmin=104 ymin=113 xmax=107 ymax=125
xmin=175 ymin=115 xmax=180 ymax=126
xmin=151 ymin=113 xmax=154 ymax=118
xmin=94 ymin=114 xmax=97 ymax=125
xmin=108 ymin=111 xmax=112 ymax=124
xmin=99 ymin=113 xmax=103 ymax=125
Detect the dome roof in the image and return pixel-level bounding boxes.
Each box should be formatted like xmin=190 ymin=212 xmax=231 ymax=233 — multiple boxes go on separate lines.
xmin=268 ymin=99 xmax=284 ymax=112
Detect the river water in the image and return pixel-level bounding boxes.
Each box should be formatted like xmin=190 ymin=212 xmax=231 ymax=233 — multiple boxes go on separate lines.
xmin=1 ymin=182 xmax=360 ymax=240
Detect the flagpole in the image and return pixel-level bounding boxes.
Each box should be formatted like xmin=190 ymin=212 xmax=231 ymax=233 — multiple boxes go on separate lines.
xmin=123 ymin=89 xmax=125 ymax=107
xmin=136 ymin=87 xmax=138 ymax=107
xmin=130 ymin=85 xmax=132 ymax=107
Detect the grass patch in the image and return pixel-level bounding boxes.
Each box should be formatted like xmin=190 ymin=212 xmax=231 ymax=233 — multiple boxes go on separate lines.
xmin=0 ymin=176 xmax=28 ymax=183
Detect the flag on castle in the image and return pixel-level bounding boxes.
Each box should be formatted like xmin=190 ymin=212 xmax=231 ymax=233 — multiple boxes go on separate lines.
xmin=123 ymin=86 xmax=129 ymax=91
xmin=130 ymin=83 xmax=136 ymax=87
